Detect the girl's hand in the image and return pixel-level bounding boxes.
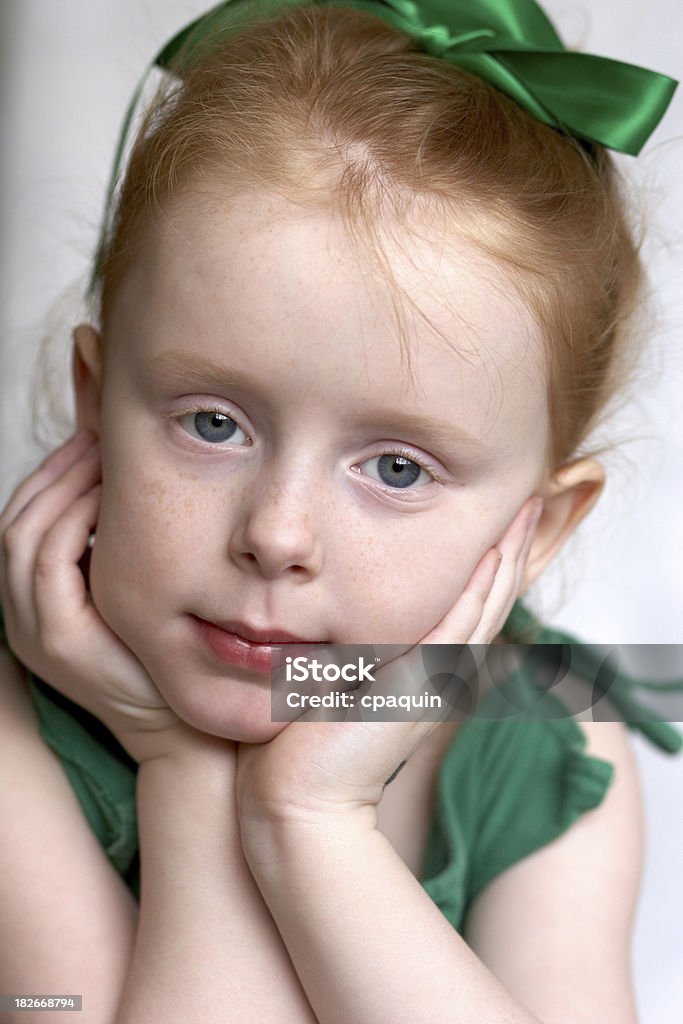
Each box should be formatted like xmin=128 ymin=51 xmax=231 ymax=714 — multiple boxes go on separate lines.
xmin=235 ymin=496 xmax=543 ymax=831
xmin=0 ymin=430 xmax=193 ymax=763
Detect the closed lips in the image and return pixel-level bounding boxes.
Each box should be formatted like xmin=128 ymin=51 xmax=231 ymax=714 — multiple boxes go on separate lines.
xmin=197 ymin=618 xmax=326 ymax=645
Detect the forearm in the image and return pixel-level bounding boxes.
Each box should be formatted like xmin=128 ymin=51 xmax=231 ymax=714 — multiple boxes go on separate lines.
xmin=245 ymin=816 xmax=542 ymax=1024
xmin=115 ymin=739 xmax=317 ymax=1024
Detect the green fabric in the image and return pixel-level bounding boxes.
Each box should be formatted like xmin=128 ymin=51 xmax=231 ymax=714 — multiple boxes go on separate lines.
xmin=156 ymin=0 xmax=678 ymax=154
xmin=2 ymin=601 xmax=682 ymax=926
xmin=502 ymin=600 xmax=683 ymax=755
xmin=420 ymin=672 xmax=617 ymax=931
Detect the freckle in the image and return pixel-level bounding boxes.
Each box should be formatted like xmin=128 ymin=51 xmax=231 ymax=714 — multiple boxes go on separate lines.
xmin=143 ymin=479 xmax=167 ymax=500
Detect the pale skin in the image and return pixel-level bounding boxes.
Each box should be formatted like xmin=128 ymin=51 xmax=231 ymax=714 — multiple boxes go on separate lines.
xmin=0 ymin=191 xmax=644 ymax=1023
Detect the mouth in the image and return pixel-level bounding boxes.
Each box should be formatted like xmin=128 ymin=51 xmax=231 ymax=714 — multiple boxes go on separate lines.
xmin=204 ymin=619 xmax=327 ymax=645
xmin=190 ymin=616 xmax=328 ymax=674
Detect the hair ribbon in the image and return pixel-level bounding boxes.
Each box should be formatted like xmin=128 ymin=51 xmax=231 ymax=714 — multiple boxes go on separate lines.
xmin=89 ymin=0 xmax=678 ymax=297
xmin=158 ymin=0 xmax=678 ymax=155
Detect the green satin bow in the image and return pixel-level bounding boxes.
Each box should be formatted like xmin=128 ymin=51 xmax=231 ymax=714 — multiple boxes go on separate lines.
xmin=157 ymin=0 xmax=678 ymax=155
xmin=89 ymin=0 xmax=678 ymax=297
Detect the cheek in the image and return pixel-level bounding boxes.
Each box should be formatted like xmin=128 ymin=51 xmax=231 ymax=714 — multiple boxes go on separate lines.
xmin=331 ymin=512 xmax=488 ymax=643
xmin=88 ymin=458 xmax=202 ymax=631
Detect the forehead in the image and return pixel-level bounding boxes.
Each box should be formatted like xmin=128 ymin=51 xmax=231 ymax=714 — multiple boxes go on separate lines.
xmin=109 ymin=189 xmax=548 ymax=458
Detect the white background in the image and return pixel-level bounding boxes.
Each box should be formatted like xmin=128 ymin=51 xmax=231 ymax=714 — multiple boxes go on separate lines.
xmin=0 ymin=1 xmax=681 ymax=1019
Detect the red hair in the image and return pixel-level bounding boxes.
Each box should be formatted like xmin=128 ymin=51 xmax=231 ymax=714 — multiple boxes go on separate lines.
xmin=95 ymin=4 xmax=647 ymax=472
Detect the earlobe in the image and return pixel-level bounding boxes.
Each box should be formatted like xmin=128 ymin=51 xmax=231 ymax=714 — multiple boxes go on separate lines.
xmin=72 ymin=324 xmax=104 ymax=434
xmin=520 ymin=458 xmax=606 ymax=593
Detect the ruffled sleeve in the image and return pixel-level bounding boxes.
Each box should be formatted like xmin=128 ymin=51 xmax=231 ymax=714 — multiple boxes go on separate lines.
xmin=422 ymin=602 xmax=682 ymax=934
xmin=420 ymin=685 xmax=615 ymax=933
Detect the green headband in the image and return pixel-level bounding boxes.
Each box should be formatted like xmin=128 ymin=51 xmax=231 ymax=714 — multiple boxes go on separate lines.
xmin=88 ymin=0 xmax=678 ymax=298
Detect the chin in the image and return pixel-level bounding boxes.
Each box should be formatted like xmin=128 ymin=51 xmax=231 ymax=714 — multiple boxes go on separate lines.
xmin=159 ymin=687 xmax=291 ymax=745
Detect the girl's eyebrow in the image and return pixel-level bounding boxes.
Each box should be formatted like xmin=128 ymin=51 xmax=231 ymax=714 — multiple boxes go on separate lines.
xmin=145 ymin=350 xmax=491 ymax=456
xmin=145 ymin=350 xmax=265 ymax=395
xmin=360 ymin=411 xmax=491 ymax=456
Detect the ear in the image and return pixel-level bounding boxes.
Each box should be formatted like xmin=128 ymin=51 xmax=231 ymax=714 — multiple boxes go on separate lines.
xmin=72 ymin=324 xmax=103 ymax=434
xmin=519 ymin=458 xmax=606 ymax=593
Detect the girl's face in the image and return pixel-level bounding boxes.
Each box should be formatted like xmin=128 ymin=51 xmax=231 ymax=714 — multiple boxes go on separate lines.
xmin=86 ymin=190 xmax=550 ymax=741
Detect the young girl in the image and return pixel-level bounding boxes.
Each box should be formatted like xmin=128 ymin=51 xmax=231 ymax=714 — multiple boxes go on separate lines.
xmin=1 ymin=1 xmax=681 ymax=1021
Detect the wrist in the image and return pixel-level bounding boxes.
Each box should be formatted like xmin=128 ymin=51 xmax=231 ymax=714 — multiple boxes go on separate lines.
xmin=123 ymin=716 xmax=236 ymax=767
xmin=139 ymin=728 xmax=237 ymax=780
xmin=136 ymin=738 xmax=244 ymax=863
xmin=240 ymin=802 xmax=376 ymax=880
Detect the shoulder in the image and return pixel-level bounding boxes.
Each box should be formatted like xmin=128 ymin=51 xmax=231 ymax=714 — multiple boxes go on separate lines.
xmin=0 ymin=638 xmax=76 ymax=805
xmin=463 ymin=718 xmax=644 ymax=1024
xmin=0 ymin=643 xmax=137 ymax=998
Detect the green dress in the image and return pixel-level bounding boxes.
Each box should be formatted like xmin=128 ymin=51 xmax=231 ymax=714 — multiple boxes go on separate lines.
xmin=2 ymin=602 xmax=681 ymax=931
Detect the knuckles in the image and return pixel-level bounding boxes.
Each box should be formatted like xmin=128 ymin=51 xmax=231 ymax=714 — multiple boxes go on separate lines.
xmin=1 ymin=518 xmax=24 ymax=557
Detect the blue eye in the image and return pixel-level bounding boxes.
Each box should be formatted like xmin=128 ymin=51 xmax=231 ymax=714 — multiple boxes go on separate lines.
xmin=177 ymin=410 xmax=250 ymax=446
xmin=360 ymin=453 xmax=431 ymax=489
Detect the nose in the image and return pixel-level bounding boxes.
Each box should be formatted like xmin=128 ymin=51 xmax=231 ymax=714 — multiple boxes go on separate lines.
xmin=228 ymin=462 xmax=325 ymax=580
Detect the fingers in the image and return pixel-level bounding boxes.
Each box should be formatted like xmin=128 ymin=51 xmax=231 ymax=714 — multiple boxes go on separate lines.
xmin=0 ymin=431 xmax=101 ymax=649
xmin=475 ymin=495 xmax=544 ymax=638
xmin=33 ymin=484 xmax=102 ymax=631
xmin=448 ymin=548 xmax=504 ymax=643
xmin=468 ymin=497 xmax=542 ymax=643
xmin=421 ymin=545 xmax=503 ymax=645
xmin=513 ymin=498 xmax=543 ymax=593
xmin=424 ymin=497 xmax=542 ymax=646
xmin=0 ymin=430 xmax=96 ymax=530
xmin=3 ymin=444 xmax=101 ymax=614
